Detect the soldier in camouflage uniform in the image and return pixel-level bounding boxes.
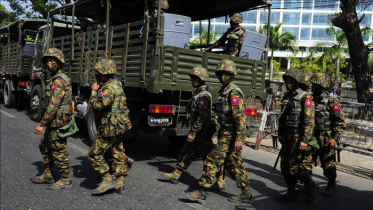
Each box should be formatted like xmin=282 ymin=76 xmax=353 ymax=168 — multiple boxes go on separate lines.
xmin=276 ymin=68 xmax=319 ymax=203
xmin=88 ymin=58 xmax=132 ymax=195
xmin=184 ymin=60 xmax=252 ymax=204
xmin=160 ymin=66 xmax=225 ymax=190
xmin=300 ymin=72 xmax=312 ymax=92
xmin=204 ymin=13 xmax=246 ymax=57
xmin=33 ymin=48 xmax=74 ymax=190
xmin=147 ymin=0 xmax=169 ymax=18
xmin=309 ymin=72 xmax=346 ymax=196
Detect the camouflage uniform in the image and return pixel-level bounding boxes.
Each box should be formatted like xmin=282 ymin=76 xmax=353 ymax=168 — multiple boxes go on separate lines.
xmin=88 ymin=58 xmax=132 ymax=194
xmin=34 ymin=48 xmax=73 ymax=189
xmin=209 ymin=13 xmax=246 ymax=56
xmin=310 ymin=73 xmax=346 ymax=196
xmin=300 ymin=72 xmax=312 ymax=92
xmin=149 ymin=0 xmax=169 ymax=18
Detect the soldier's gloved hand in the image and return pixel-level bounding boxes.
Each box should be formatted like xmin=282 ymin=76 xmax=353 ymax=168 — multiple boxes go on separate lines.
xmin=91 ymin=82 xmax=100 ymax=91
xmin=34 ymin=125 xmax=45 ymax=134
xmin=299 ymin=142 xmax=307 ymax=150
xmin=187 ymin=134 xmax=195 ymax=142
xmin=326 ymin=138 xmax=337 ymax=149
xmin=234 ymin=140 xmax=243 ymax=152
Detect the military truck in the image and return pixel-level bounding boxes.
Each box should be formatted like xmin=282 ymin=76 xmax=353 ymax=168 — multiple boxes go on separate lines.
xmin=4 ymin=0 xmax=272 ymax=144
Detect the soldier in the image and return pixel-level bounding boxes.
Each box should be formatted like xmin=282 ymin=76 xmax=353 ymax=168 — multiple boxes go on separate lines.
xmin=204 ymin=13 xmax=246 ymax=57
xmin=309 ymin=72 xmax=346 ymax=196
xmin=33 ymin=48 xmax=76 ymax=190
xmin=184 ymin=60 xmax=252 ymax=204
xmin=89 ymin=58 xmax=133 ymax=195
xmin=146 ymin=0 xmax=169 ymax=18
xmin=160 ymin=66 xmax=225 ymax=190
xmin=300 ymin=72 xmax=312 ymax=92
xmin=276 ymin=68 xmax=319 ymax=203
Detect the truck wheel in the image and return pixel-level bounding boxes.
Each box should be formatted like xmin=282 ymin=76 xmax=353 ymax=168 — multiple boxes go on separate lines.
xmin=30 ymin=85 xmax=43 ymax=122
xmin=87 ymin=103 xmax=101 ymax=143
xmin=4 ymin=79 xmax=17 ymax=108
xmin=168 ymin=136 xmax=186 ymax=147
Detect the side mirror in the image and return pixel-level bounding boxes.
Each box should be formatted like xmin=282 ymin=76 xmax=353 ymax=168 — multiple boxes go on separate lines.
xmin=19 ymin=33 xmax=27 ymax=46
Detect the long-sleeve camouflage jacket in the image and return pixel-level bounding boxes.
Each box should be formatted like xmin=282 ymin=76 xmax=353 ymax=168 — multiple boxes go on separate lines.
xmin=210 ymin=26 xmax=246 ymax=56
xmin=189 ymin=85 xmax=212 ymax=138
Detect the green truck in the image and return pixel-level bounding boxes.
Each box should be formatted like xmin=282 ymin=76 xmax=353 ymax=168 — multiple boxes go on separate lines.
xmin=1 ymin=0 xmax=272 ymax=144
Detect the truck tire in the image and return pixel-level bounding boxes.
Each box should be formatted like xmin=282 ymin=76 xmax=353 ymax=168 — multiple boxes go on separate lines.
xmin=4 ymin=79 xmax=17 ymax=108
xmin=30 ymin=85 xmax=43 ymax=122
xmin=168 ymin=136 xmax=186 ymax=147
xmin=87 ymin=103 xmax=101 ymax=143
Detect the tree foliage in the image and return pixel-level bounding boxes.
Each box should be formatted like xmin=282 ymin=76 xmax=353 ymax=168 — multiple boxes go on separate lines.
xmin=0 ymin=5 xmax=18 ymax=27
xmin=190 ymin=27 xmax=220 ymax=46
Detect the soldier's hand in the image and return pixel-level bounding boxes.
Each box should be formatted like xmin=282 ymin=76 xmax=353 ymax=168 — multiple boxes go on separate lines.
xmin=91 ymin=82 xmax=100 ymax=91
xmin=204 ymin=48 xmax=210 ymax=52
xmin=187 ymin=134 xmax=195 ymax=142
xmin=34 ymin=125 xmax=44 ymax=134
xmin=234 ymin=140 xmax=243 ymax=152
xmin=299 ymin=142 xmax=307 ymax=150
xmin=231 ymin=54 xmax=236 ymax=57
xmin=326 ymin=138 xmax=337 ymax=148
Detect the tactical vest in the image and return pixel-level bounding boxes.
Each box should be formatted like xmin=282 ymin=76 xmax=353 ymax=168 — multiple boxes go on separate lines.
xmin=282 ymin=89 xmax=311 ymax=128
xmin=99 ymin=79 xmax=131 ymax=137
xmin=216 ymin=84 xmax=244 ymax=127
xmin=189 ymin=88 xmax=212 ymax=129
xmin=226 ymin=27 xmax=245 ymax=55
xmin=315 ymin=98 xmax=331 ymax=131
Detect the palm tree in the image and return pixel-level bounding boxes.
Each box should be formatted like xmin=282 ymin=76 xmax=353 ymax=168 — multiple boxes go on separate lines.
xmin=266 ymin=22 xmax=298 ymax=81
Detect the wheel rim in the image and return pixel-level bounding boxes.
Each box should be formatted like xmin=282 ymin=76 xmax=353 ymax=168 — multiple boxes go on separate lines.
xmin=90 ymin=109 xmax=101 ymax=137
xmin=31 ymin=94 xmax=39 ymax=114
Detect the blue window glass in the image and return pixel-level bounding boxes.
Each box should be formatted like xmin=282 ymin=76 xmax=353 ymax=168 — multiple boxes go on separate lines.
xmin=358 ymin=14 xmax=372 ymax=27
xmin=302 ymin=13 xmax=312 ymax=25
xmin=356 ymin=1 xmax=373 ymax=12
xmin=214 ymin=25 xmax=230 ymax=37
xmin=303 ymin=0 xmax=313 ymax=10
xmin=282 ymin=27 xmax=299 ymax=39
xmin=314 ymin=0 xmax=338 ymax=11
xmin=300 ymin=28 xmax=311 ymax=40
xmin=242 ymin=11 xmax=257 ymax=24
xmin=283 ymin=12 xmax=300 ymax=25
xmin=363 ymin=35 xmax=369 ymax=41
xmin=260 ymin=11 xmax=280 ymax=24
xmin=214 ymin=16 xmax=226 ymax=23
xmin=271 ymin=0 xmax=282 ymax=8
xmin=193 ymin=25 xmax=200 ymax=36
xmin=313 ymin=13 xmax=332 ymax=25
xmin=284 ymin=0 xmax=301 ymax=9
xmin=245 ymin=26 xmax=257 ymax=32
xmin=312 ymin=28 xmax=333 ymax=40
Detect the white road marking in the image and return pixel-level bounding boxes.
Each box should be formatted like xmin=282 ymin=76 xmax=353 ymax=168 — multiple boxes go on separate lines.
xmin=0 ymin=110 xmax=15 ymax=118
xmin=68 ymin=142 xmax=88 ymax=154
xmin=186 ymin=203 xmax=210 ymax=210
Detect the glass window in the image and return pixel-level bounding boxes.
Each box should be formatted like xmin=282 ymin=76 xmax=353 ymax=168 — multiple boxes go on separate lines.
xmin=284 ymin=0 xmax=301 ymax=9
xmin=312 ymin=28 xmax=333 ymax=40
xmin=193 ymin=25 xmax=200 ymax=36
xmin=303 ymin=0 xmax=313 ymax=10
xmin=356 ymin=1 xmax=373 ymax=12
xmin=302 ymin=13 xmax=312 ymax=25
xmin=214 ymin=25 xmax=230 ymax=37
xmin=283 ymin=12 xmax=300 ymax=25
xmin=271 ymin=0 xmax=282 ymax=8
xmin=358 ymin=14 xmax=372 ymax=27
xmin=313 ymin=13 xmax=332 ymax=25
xmin=363 ymin=35 xmax=369 ymax=41
xmin=245 ymin=26 xmax=257 ymax=32
xmin=242 ymin=11 xmax=257 ymax=24
xmin=260 ymin=11 xmax=280 ymax=24
xmin=214 ymin=16 xmax=226 ymax=23
xmin=300 ymin=28 xmax=311 ymax=40
xmin=282 ymin=27 xmax=299 ymax=39
xmin=314 ymin=0 xmax=338 ymax=11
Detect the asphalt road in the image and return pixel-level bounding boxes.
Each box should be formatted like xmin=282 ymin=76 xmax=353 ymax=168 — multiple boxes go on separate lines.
xmin=1 ymin=102 xmax=373 ymax=210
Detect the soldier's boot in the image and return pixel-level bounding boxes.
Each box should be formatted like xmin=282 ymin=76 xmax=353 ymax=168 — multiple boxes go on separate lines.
xmin=296 ymin=184 xmax=308 ymax=194
xmin=126 ymin=157 xmax=135 ymax=173
xmin=92 ymin=173 xmax=116 ymax=195
xmin=32 ymin=168 xmax=54 ymax=184
xmin=275 ymin=184 xmax=297 ymax=202
xmin=183 ymin=187 xmax=207 ymax=204
xmin=228 ymin=187 xmax=253 ymax=204
xmin=305 ymin=180 xmax=319 ymax=203
xmin=46 ymin=178 xmax=72 ymax=190
xmin=113 ymin=176 xmax=125 ymax=195
xmin=210 ymin=178 xmax=226 ymax=191
xmin=322 ymin=179 xmax=336 ymax=197
xmin=160 ymin=169 xmax=181 ymax=184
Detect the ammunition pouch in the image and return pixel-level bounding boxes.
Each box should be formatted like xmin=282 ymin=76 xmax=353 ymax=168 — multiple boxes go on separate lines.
xmin=56 ymin=117 xmax=79 ymax=138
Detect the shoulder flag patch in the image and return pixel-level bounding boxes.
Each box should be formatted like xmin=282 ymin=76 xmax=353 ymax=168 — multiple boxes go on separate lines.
xmin=231 ymin=96 xmax=239 ymax=106
xmin=305 ymin=99 xmax=312 ymax=107
xmin=51 ymin=84 xmax=56 ymax=91
xmin=99 ymin=91 xmax=104 ymax=96
xmin=199 ymin=99 xmax=205 ymax=107
xmin=332 ymin=104 xmax=340 ymax=112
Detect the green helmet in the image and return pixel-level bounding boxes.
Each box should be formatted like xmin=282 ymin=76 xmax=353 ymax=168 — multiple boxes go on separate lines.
xmin=282 ymin=68 xmax=304 ymax=83
xmin=215 ymin=59 xmax=237 ymax=76
xmin=230 ymin=13 xmax=243 ymax=24
xmin=300 ymin=72 xmax=312 ymax=87
xmin=189 ymin=66 xmax=209 ymax=82
xmin=94 ymin=58 xmax=117 ymax=74
xmin=152 ymin=0 xmax=169 ymax=9
xmin=41 ymin=48 xmax=65 ymax=65
xmin=309 ymin=72 xmax=331 ymax=88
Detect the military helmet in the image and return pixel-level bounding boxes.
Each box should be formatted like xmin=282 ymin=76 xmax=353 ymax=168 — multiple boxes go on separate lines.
xmin=41 ymin=48 xmax=65 ymax=65
xmin=230 ymin=13 xmax=243 ymax=24
xmin=189 ymin=66 xmax=209 ymax=82
xmin=309 ymin=72 xmax=331 ymax=88
xmin=282 ymin=68 xmax=304 ymax=83
xmin=94 ymin=58 xmax=117 ymax=74
xmin=300 ymin=72 xmax=312 ymax=87
xmin=152 ymin=0 xmax=169 ymax=10
xmin=215 ymin=59 xmax=237 ymax=76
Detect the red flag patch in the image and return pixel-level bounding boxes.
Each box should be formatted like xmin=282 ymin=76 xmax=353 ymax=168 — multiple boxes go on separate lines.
xmin=99 ymin=91 xmax=104 ymax=96
xmin=305 ymin=99 xmax=312 ymax=107
xmin=231 ymin=96 xmax=239 ymax=106
xmin=242 ymin=32 xmax=245 ymax=37
xmin=50 ymin=83 xmax=56 ymax=91
xmin=332 ymin=104 xmax=340 ymax=112
xmin=199 ymin=99 xmax=205 ymax=107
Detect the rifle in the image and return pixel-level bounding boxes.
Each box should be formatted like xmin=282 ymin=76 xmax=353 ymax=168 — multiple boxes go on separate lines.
xmin=273 ymin=148 xmax=281 ymax=169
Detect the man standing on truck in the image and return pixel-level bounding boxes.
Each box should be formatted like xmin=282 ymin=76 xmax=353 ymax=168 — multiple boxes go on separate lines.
xmin=204 ymin=13 xmax=246 ymax=57
xmin=146 ymin=0 xmax=169 ymax=18
xmin=33 ymin=48 xmax=75 ymax=190
xmin=88 ymin=58 xmax=132 ymax=195
xmin=159 ymin=66 xmax=225 ymax=190
xmin=184 ymin=60 xmax=252 ymax=204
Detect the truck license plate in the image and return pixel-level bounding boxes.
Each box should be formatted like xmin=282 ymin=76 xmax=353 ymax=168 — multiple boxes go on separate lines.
xmin=148 ymin=115 xmax=171 ymax=126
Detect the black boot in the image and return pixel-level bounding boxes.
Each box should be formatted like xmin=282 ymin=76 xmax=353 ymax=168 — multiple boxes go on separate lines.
xmin=275 ymin=184 xmax=297 ymax=202
xmin=126 ymin=157 xmax=135 ymax=173
xmin=305 ymin=180 xmax=319 ymax=203
xmin=322 ymin=179 xmax=336 ymax=197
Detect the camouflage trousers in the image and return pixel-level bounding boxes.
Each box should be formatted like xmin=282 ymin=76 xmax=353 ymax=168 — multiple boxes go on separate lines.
xmin=280 ymin=132 xmax=314 ymax=185
xmin=199 ymin=128 xmax=250 ymax=190
xmin=313 ymin=131 xmax=337 ymax=180
xmin=88 ymin=133 xmax=128 ymax=177
xmin=39 ymin=127 xmax=71 ymax=180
